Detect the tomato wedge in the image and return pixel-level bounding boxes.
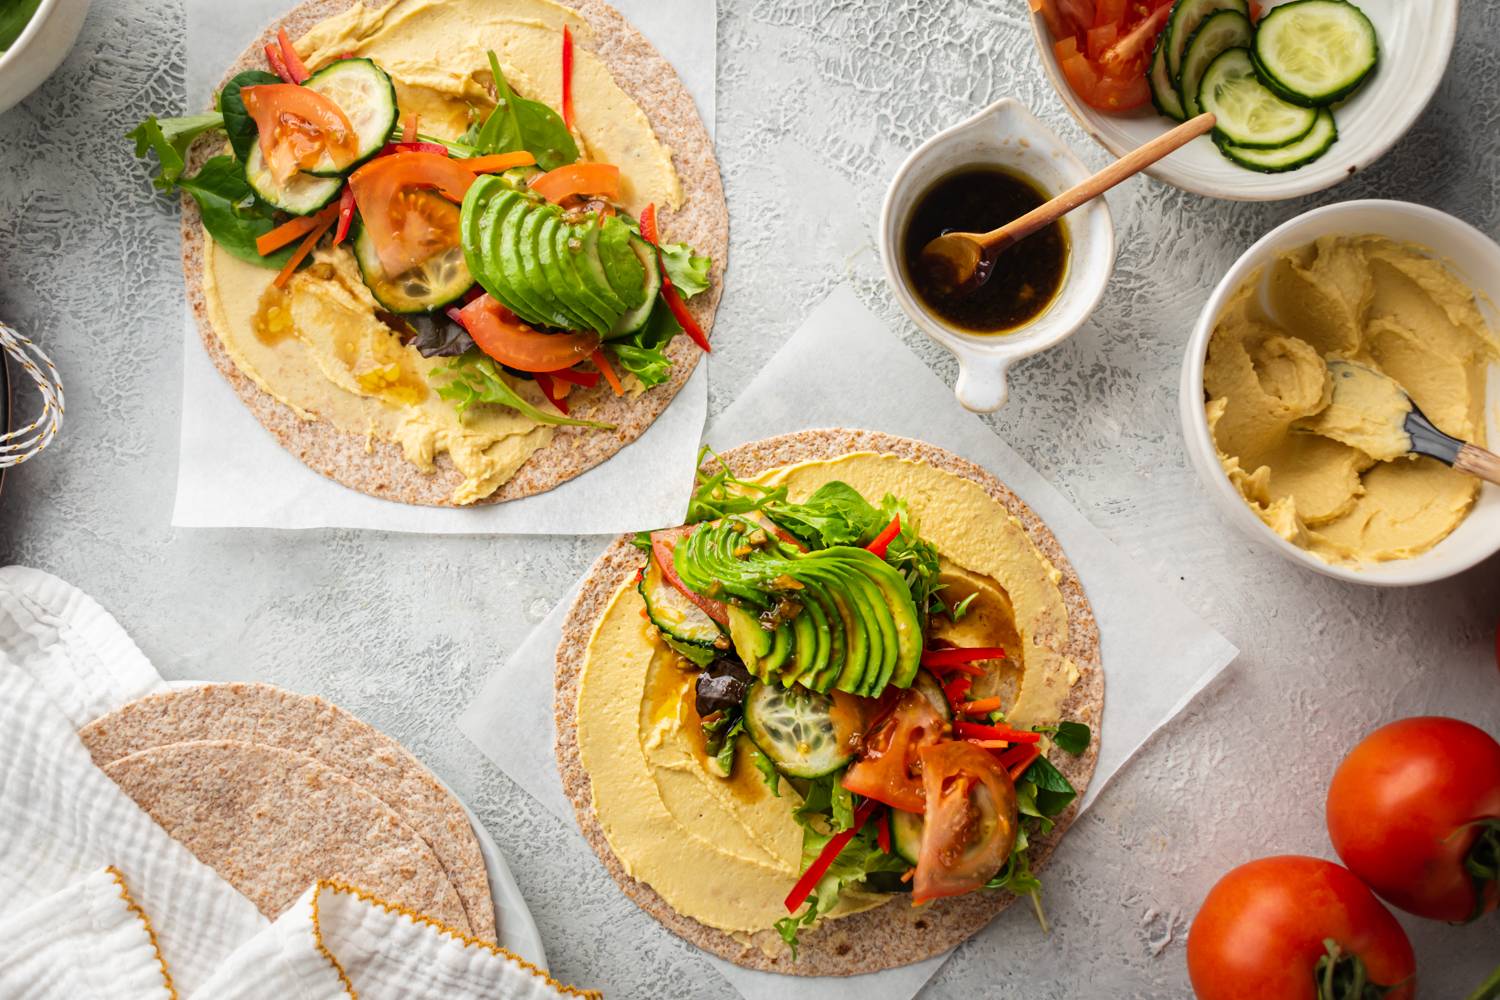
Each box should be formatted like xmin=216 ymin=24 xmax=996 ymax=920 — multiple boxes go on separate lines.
xmin=530 ymin=162 xmax=620 ymax=204
xmin=912 ymin=740 xmax=1018 ymax=904
xmin=348 ymin=152 xmax=476 ymax=277
xmin=241 ymin=84 xmax=357 ymax=183
xmin=650 ymin=526 xmax=729 ymax=626
xmin=841 ymin=689 xmax=946 ymax=813
xmin=454 ymin=293 xmax=600 ymax=372
xmin=1039 ymin=0 xmax=1173 ymax=113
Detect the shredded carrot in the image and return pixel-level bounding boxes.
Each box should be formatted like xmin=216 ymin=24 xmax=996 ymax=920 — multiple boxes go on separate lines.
xmin=959 ymin=697 xmax=1002 ymax=715
xmin=401 ymin=112 xmax=419 ymax=143
xmin=273 ymin=205 xmax=339 ymax=288
xmin=966 ymin=739 xmax=1013 ymax=749
xmin=900 ymin=868 xmax=915 ymax=883
xmin=256 ymin=211 xmax=325 ymax=257
xmin=591 ymin=348 xmax=624 ymax=396
xmin=464 ymin=151 xmax=537 ymax=173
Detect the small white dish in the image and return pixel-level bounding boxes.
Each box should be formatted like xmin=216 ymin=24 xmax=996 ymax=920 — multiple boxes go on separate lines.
xmin=0 ymin=0 xmax=91 ymax=116
xmin=1180 ymin=199 xmax=1500 ymax=586
xmin=1027 ymin=0 xmax=1458 ymax=201
xmin=879 ymin=98 xmax=1115 ymax=413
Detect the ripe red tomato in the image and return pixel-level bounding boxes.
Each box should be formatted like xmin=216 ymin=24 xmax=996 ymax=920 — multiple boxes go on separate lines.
xmin=1187 ymin=856 xmax=1414 ymax=1000
xmin=911 ymin=740 xmax=1018 ymax=903
xmin=841 ymin=689 xmax=945 ymax=812
xmin=1327 ymin=716 xmax=1500 ymax=922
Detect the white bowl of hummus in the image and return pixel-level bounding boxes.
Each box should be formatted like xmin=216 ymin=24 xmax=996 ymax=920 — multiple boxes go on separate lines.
xmin=1181 ymin=200 xmax=1500 ymax=585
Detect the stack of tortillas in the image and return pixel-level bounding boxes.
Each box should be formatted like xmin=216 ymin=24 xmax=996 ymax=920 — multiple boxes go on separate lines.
xmin=79 ymin=682 xmax=496 ymax=941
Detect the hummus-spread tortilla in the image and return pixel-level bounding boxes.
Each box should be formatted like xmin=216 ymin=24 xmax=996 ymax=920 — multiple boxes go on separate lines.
xmin=185 ymin=0 xmax=725 ymax=506
xmin=557 ymin=431 xmax=1102 ymax=975
xmin=1205 ymin=235 xmax=1499 ymax=565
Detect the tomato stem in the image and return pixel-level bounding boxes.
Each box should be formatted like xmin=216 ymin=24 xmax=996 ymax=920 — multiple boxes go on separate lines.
xmin=1462 ymin=818 xmax=1500 ymax=922
xmin=1314 ymin=939 xmax=1402 ymax=1000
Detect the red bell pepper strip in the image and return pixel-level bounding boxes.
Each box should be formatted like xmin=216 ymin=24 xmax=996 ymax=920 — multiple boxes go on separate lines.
xmin=638 ymin=203 xmax=712 ymax=353
xmin=954 ymin=720 xmax=1041 ymax=744
xmin=276 ymin=28 xmax=310 ymax=84
xmin=332 ymin=184 xmax=356 ymax=246
xmin=941 ymin=675 xmax=972 ymax=706
xmin=999 ymin=745 xmax=1042 ymax=782
xmin=378 ymin=141 xmax=450 ymax=157
xmin=921 ymin=646 xmax=1007 ymax=670
xmin=784 ymin=800 xmax=880 ymax=914
xmin=264 ymin=42 xmax=296 ymax=85
xmin=561 ymin=25 xmax=576 ymax=131
xmin=866 ymin=514 xmax=901 ymax=559
xmin=876 ymin=811 xmax=891 ymax=855
xmin=547 ymin=366 xmax=600 ymax=388
xmin=534 ymin=372 xmax=569 ymax=414
xmin=592 ymin=348 xmax=624 ymax=396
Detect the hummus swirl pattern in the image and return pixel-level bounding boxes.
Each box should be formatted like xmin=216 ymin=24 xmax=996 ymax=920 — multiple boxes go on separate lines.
xmin=574 ymin=453 xmax=1081 ymax=939
xmin=1205 ymin=235 xmax=1499 ymax=564
xmin=201 ymin=0 xmax=684 ymax=505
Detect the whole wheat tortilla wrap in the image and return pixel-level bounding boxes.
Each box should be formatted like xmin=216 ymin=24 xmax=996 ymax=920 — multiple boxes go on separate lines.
xmin=554 ymin=429 xmax=1104 ymax=975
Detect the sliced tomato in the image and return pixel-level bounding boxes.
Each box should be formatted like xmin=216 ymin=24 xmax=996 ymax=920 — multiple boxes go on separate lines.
xmin=530 ymin=162 xmax=621 ymax=204
xmin=842 ymin=689 xmax=947 ymax=813
xmin=650 ymin=526 xmax=729 ymax=626
xmin=241 ymin=84 xmax=357 ymax=183
xmin=1043 ymin=0 xmax=1171 ymax=113
xmin=912 ymin=740 xmax=1019 ymax=904
xmin=1055 ymin=38 xmax=1150 ymax=111
xmin=455 ymin=294 xmax=600 ymax=373
xmin=348 ymin=152 xmax=476 ymax=277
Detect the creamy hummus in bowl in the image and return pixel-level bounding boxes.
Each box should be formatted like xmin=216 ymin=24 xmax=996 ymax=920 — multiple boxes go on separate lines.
xmin=1181 ymin=200 xmax=1500 ymax=585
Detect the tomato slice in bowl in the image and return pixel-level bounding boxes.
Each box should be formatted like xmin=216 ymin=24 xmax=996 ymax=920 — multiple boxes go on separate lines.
xmin=912 ymin=740 xmax=1019 ymax=903
xmin=841 ymin=688 xmax=946 ymax=813
xmin=241 ymin=84 xmax=359 ymax=182
xmin=349 ymin=152 xmax=477 ymax=277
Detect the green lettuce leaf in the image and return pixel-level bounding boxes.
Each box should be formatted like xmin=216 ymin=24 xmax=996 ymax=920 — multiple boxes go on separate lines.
xmin=437 ymin=353 xmax=613 ymax=428
xmin=657 ymin=241 xmax=712 ymax=298
xmin=610 ymin=298 xmax=682 ymax=388
xmin=128 ymin=112 xmax=225 ymax=192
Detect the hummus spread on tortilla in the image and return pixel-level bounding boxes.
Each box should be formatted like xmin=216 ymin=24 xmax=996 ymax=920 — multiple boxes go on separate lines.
xmin=1205 ymin=235 xmax=1498 ymax=565
xmin=201 ymin=0 xmax=681 ymax=505
xmin=573 ymin=453 xmax=1081 ymax=941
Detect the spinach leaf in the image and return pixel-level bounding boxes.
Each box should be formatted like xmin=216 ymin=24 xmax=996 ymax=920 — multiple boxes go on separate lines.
xmin=176 ymin=155 xmax=294 ymax=268
xmin=473 ymin=50 xmax=579 ymax=170
xmin=128 ymin=113 xmax=226 ymax=192
xmin=437 ymin=353 xmax=613 ymax=427
xmin=658 ymin=241 xmax=712 ymax=298
xmin=770 ymin=482 xmax=883 ymax=549
xmin=1036 ymin=721 xmax=1091 ymax=756
xmin=1020 ymin=755 xmax=1078 ymax=817
xmin=219 ymin=70 xmax=281 ymax=163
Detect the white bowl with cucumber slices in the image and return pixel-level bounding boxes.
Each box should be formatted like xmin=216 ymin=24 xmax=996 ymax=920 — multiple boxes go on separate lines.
xmin=1027 ymin=0 xmax=1458 ymax=201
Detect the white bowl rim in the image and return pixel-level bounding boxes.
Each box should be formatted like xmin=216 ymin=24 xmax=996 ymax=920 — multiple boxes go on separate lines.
xmin=1181 ymin=198 xmax=1500 ymax=586
xmin=1026 ymin=1 xmax=1460 ymax=201
xmin=0 ymin=0 xmax=67 ymax=74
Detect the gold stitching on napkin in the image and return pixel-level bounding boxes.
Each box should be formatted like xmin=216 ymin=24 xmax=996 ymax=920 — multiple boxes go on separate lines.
xmin=312 ymin=881 xmax=600 ymax=999
xmin=105 ymin=866 xmax=177 ymax=1000
xmin=310 ymin=883 xmax=358 ymax=998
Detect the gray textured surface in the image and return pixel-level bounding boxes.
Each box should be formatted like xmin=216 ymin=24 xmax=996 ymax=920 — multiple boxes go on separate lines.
xmin=2 ymin=0 xmax=1498 ymax=996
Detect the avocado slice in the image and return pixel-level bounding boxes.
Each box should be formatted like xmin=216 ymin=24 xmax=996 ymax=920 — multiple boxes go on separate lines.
xmin=726 ymin=604 xmax=773 ymax=679
xmin=784 ymin=599 xmax=822 ymax=689
xmin=492 ymin=192 xmax=555 ymax=327
xmin=546 ymin=217 xmax=618 ymax=333
xmin=571 ymin=221 xmax=629 ymax=315
xmin=609 ymin=237 xmax=661 ymax=338
xmin=760 ymin=622 xmax=793 ymax=678
xmin=518 ymin=205 xmax=579 ymax=330
xmin=556 ymin=223 xmax=625 ymax=332
xmin=536 ymin=209 xmax=606 ymax=332
xmin=469 ymin=183 xmax=533 ymax=321
xmin=597 ymin=215 xmax=647 ymax=309
xmin=837 ymin=561 xmax=893 ymax=696
xmin=855 ymin=552 xmax=924 ymax=690
xmin=460 ymin=175 xmax=502 ymax=297
xmin=813 ymin=566 xmax=868 ymax=695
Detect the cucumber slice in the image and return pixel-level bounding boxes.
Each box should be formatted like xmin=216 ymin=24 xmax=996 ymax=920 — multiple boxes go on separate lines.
xmin=638 ymin=554 xmax=723 ymax=649
xmin=244 ymin=144 xmax=342 ymax=216
xmin=607 ymin=236 xmax=661 ymax=338
xmin=302 ymin=58 xmax=398 ymax=176
xmin=1252 ymin=0 xmax=1378 ymax=107
xmin=1178 ymin=10 xmax=1253 ymax=118
xmin=1198 ymin=48 xmax=1317 ymax=148
xmin=1216 ymin=107 xmax=1338 ymax=172
xmin=890 ymin=809 xmax=923 ymax=865
xmin=1164 ymin=0 xmax=1249 ymax=80
xmin=742 ymin=682 xmax=853 ymax=779
xmin=351 ymin=208 xmax=473 ymax=314
xmin=1149 ymin=31 xmax=1185 ymax=122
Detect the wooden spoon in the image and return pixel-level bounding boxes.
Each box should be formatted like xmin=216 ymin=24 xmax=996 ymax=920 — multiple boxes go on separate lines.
xmin=919 ymin=112 xmax=1217 ymax=295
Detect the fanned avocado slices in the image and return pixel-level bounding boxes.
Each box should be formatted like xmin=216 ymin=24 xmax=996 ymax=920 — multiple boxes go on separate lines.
xmin=672 ymin=517 xmax=922 ymax=696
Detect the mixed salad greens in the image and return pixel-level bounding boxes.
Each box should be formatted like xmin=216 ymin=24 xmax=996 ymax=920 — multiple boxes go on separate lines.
xmin=1038 ymin=0 xmax=1378 ymax=173
xmin=129 ymin=26 xmax=712 ymax=425
xmin=634 ymin=450 xmax=1092 ymax=956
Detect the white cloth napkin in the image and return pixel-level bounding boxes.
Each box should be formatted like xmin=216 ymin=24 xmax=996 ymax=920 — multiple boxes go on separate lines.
xmin=0 ymin=566 xmax=590 ymax=999
xmin=171 ymin=0 xmax=717 ymax=533
xmin=458 ymin=285 xmax=1241 ymax=1000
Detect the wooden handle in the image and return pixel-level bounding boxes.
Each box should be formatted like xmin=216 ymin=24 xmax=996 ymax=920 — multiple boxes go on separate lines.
xmin=1455 ymin=443 xmax=1500 ymax=486
xmin=978 ymin=112 xmax=1217 ymax=253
